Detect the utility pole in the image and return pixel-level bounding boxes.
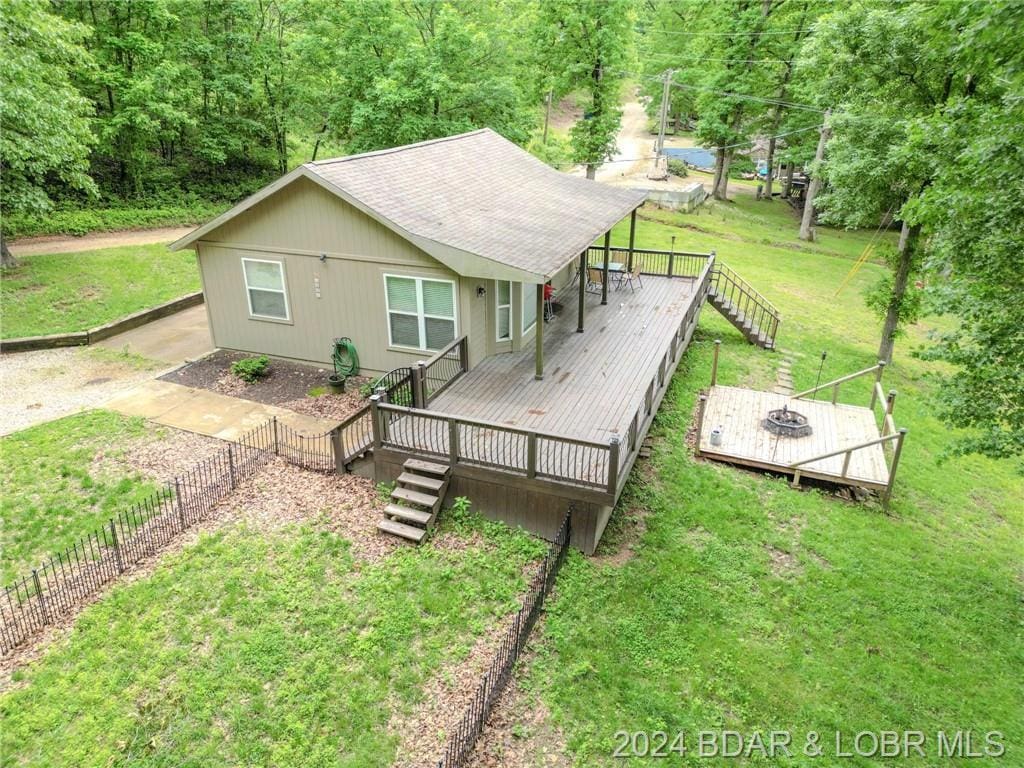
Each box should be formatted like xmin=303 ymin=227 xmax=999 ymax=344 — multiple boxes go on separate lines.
xmin=650 ymin=69 xmax=673 ymax=179
xmin=542 ymin=89 xmax=553 ymax=145
xmin=799 ymin=108 xmax=831 ymax=241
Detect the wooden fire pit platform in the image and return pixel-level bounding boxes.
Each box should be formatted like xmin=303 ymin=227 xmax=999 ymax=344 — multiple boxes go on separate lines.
xmin=697 ymin=385 xmax=895 ymax=492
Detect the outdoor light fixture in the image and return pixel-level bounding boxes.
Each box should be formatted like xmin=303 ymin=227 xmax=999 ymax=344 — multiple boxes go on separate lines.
xmin=476 ymin=285 xmax=486 ymax=298
xmin=319 ymin=252 xmax=327 ymax=262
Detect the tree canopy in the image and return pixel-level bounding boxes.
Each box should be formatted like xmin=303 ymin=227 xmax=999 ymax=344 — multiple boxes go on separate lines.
xmin=0 ymin=0 xmax=96 ymax=264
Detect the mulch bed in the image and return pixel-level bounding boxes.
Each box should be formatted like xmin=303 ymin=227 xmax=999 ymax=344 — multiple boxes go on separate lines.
xmin=159 ymin=350 xmax=373 ymax=422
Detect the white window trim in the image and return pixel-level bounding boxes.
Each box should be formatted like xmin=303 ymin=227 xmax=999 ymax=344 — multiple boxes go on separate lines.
xmin=496 ymin=280 xmax=511 ymax=341
xmin=241 ymin=257 xmax=290 ymax=321
xmin=521 ymin=282 xmax=537 ymax=334
xmin=383 ymin=273 xmax=458 ymax=352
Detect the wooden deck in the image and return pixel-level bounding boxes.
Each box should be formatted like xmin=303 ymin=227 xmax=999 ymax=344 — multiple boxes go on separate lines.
xmin=698 ymin=385 xmax=891 ymax=489
xmin=430 ymin=275 xmax=702 ymax=444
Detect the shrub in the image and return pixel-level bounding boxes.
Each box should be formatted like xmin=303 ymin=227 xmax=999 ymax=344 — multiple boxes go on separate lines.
xmin=231 ymin=356 xmax=270 ymax=383
xmin=667 ymin=158 xmax=688 ymax=177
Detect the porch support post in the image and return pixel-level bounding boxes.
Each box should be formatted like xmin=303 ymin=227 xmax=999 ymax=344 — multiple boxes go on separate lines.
xmin=577 ymin=250 xmax=587 ymax=333
xmin=601 ymin=230 xmax=611 ymax=305
xmin=534 ymin=283 xmax=545 ymax=380
xmin=627 ymin=208 xmax=637 ymax=272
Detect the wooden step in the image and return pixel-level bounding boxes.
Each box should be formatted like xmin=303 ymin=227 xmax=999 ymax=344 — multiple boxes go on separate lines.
xmin=384 ymin=503 xmax=432 ymax=525
xmin=397 ymin=471 xmax=444 ymax=492
xmin=403 ymin=458 xmax=450 ymax=477
xmin=377 ymin=518 xmax=427 ymax=543
xmin=391 ymin=486 xmax=439 ymax=508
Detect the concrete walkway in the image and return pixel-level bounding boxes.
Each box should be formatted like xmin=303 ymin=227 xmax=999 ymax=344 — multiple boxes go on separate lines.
xmin=104 ymin=380 xmax=337 ymax=440
xmin=95 ymin=304 xmax=214 ymax=365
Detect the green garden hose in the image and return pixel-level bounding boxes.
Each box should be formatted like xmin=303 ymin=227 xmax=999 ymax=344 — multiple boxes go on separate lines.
xmin=332 ymin=337 xmax=359 ymax=378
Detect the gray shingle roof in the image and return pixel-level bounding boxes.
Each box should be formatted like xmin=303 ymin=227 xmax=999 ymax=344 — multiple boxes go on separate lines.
xmin=306 ymin=129 xmax=646 ymax=280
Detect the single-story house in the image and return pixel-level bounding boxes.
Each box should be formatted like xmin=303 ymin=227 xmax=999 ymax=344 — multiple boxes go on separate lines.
xmin=171 ymin=128 xmax=646 ymax=377
xmin=172 ymin=129 xmax=778 ymax=552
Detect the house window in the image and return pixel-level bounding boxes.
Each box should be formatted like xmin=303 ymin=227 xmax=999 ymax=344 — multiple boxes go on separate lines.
xmin=385 ymin=274 xmax=457 ymax=351
xmin=242 ymin=258 xmax=289 ymax=320
xmin=522 ymin=282 xmax=537 ymax=333
xmin=496 ymin=280 xmax=511 ymax=341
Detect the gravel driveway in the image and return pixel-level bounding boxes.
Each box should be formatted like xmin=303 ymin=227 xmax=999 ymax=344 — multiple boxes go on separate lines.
xmin=0 ymin=347 xmax=167 ymax=436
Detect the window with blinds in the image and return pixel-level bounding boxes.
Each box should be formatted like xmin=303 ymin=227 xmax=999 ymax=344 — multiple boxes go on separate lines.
xmin=496 ymin=280 xmax=511 ymax=341
xmin=242 ymin=258 xmax=289 ymax=320
xmin=522 ymin=282 xmax=537 ymax=333
xmin=384 ymin=275 xmax=456 ymax=350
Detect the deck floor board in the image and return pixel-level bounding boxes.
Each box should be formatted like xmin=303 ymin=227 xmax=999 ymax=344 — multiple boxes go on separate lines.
xmin=429 ymin=276 xmax=700 ymax=445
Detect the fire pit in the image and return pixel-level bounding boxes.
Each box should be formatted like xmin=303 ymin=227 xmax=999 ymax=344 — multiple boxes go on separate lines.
xmin=763 ymin=405 xmax=812 ymax=438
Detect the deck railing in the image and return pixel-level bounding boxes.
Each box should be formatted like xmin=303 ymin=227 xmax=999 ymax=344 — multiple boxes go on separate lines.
xmin=371 ymin=400 xmax=616 ymax=493
xmin=616 ymin=254 xmax=715 ymax=478
xmin=331 ymin=404 xmax=375 ymax=467
xmin=417 ymin=335 xmax=469 ymax=405
xmin=789 ymin=359 xmax=909 ymax=506
xmin=586 ymin=245 xmax=711 ymax=279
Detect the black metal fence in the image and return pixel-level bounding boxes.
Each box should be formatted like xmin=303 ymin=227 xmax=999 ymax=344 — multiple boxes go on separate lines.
xmin=437 ymin=512 xmax=571 ymax=768
xmin=0 ymin=417 xmax=334 ymax=655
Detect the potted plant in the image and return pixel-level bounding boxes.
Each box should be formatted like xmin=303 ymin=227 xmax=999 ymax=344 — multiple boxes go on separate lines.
xmin=327 ymin=373 xmax=345 ymax=393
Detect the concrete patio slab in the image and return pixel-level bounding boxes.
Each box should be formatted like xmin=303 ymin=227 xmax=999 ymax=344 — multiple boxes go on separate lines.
xmin=104 ymin=380 xmax=336 ymax=440
xmin=95 ymin=304 xmax=214 ymax=365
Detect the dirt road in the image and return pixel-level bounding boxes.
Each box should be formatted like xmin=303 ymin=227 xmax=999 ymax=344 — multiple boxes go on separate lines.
xmin=595 ymin=99 xmax=654 ymax=181
xmin=9 ymin=226 xmax=194 ymax=257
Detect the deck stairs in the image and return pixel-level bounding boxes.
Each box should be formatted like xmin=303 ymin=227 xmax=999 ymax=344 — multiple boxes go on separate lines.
xmin=377 ymin=458 xmax=451 ymax=543
xmin=708 ymin=263 xmax=780 ymax=350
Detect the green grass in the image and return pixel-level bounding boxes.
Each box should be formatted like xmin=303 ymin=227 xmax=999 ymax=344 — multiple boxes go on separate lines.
xmin=528 ymin=201 xmax=1023 ymax=765
xmin=0 ymin=509 xmax=546 ymax=766
xmin=1 ymin=243 xmax=200 ymax=338
xmin=0 ymin=410 xmax=162 ymax=583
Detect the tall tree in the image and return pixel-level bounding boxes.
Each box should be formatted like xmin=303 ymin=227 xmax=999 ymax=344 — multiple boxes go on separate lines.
xmin=534 ymin=0 xmax=633 ymax=179
xmin=0 ymin=0 xmax=96 ymax=267
xmin=799 ymin=1 xmax=962 ymax=363
xmin=914 ymin=0 xmax=1024 ymax=465
xmin=307 ymin=0 xmax=533 ymax=155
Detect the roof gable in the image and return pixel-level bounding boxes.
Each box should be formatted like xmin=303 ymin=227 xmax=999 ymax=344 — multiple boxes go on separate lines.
xmin=171 ymin=129 xmax=645 ymax=281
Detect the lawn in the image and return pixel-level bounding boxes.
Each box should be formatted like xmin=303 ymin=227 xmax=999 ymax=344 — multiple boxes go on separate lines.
xmin=526 ymin=200 xmax=1024 ymax=765
xmin=1 ymin=243 xmax=200 ymax=338
xmin=0 ymin=510 xmax=546 ymax=767
xmin=0 ymin=410 xmax=163 ymax=583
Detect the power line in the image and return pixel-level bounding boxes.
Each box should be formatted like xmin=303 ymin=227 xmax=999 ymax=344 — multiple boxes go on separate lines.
xmin=667 ymin=80 xmax=826 ymax=113
xmin=639 ymin=53 xmax=791 ymax=65
xmin=634 ymin=27 xmax=812 ymax=37
xmin=606 ymin=67 xmax=826 ymax=113
xmin=580 ymin=123 xmax=824 ymax=164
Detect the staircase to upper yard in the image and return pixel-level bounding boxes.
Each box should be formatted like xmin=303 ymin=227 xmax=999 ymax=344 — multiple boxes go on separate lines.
xmin=377 ymin=458 xmax=451 ymax=543
xmin=708 ymin=263 xmax=780 ymax=350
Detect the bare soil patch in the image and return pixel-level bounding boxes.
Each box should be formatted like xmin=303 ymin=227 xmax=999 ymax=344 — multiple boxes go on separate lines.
xmin=464 ymin=645 xmax=571 ymax=768
xmin=160 ymin=349 xmax=372 ymax=421
xmin=766 ymin=544 xmax=800 ymax=576
xmin=8 ymin=227 xmax=194 ymax=257
xmin=91 ymin=424 xmax=224 ymax=484
xmin=217 ymin=461 xmax=398 ymax=562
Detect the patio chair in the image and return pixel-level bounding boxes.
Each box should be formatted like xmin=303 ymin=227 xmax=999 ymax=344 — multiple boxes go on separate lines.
xmin=621 ymin=266 xmax=644 ymax=292
xmin=586 ymin=267 xmax=605 ymax=294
